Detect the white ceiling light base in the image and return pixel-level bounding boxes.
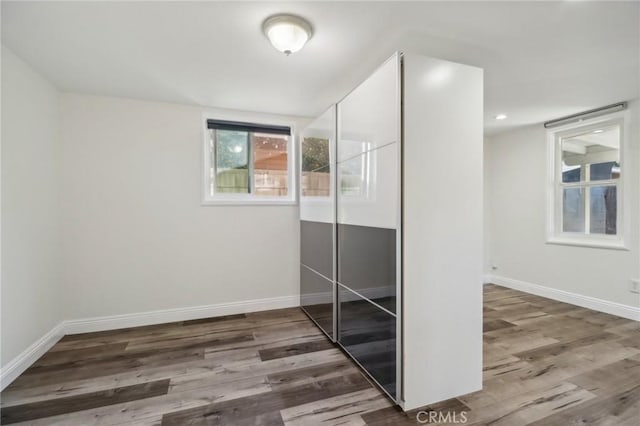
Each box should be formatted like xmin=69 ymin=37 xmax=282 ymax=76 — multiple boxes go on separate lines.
xmin=263 ymin=14 xmax=313 ymax=55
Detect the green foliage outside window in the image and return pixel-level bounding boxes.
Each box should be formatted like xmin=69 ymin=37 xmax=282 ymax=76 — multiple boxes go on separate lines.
xmin=302 ymin=137 xmax=330 ymax=172
xmin=216 ymin=130 xmax=249 ymax=170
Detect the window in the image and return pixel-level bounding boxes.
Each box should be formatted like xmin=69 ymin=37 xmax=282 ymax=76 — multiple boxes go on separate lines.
xmin=203 ymin=118 xmax=295 ymax=204
xmin=547 ymin=113 xmax=628 ymax=249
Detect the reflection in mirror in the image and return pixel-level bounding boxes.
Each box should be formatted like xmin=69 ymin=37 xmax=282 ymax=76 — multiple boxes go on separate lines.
xmin=340 ymin=139 xmax=372 ymax=160
xmin=301 ymin=137 xmax=331 ymax=197
xmin=340 ymin=149 xmax=371 ymax=198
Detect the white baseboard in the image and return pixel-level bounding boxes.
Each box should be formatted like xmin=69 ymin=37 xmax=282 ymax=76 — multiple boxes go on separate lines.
xmin=1 ymin=294 xmax=300 ymax=390
xmin=0 ymin=322 xmax=65 ymax=390
xmin=487 ymin=275 xmax=640 ymax=321
xmin=64 ymin=294 xmax=300 ymax=335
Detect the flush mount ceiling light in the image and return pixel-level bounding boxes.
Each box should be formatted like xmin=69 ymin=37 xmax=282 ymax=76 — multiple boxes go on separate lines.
xmin=495 ymin=114 xmax=507 ymax=120
xmin=263 ymin=14 xmax=313 ymax=55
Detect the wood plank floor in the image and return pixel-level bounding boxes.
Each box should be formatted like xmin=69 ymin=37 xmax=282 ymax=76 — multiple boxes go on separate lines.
xmin=1 ymin=284 xmax=639 ymax=425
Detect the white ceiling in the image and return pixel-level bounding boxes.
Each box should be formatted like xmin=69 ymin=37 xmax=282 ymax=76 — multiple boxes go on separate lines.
xmin=2 ymin=1 xmax=639 ymax=135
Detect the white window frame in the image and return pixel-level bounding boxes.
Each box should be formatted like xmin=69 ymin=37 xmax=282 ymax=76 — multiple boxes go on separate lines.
xmin=546 ymin=110 xmax=630 ymax=250
xmin=202 ymin=113 xmax=297 ymax=206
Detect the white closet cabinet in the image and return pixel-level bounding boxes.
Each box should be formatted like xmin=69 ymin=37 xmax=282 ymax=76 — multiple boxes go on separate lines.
xmin=300 ymin=52 xmax=483 ymax=411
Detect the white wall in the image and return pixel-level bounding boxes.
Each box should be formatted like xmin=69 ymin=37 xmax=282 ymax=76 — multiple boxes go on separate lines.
xmin=59 ymin=94 xmax=305 ymax=320
xmin=1 ymin=57 xmax=307 ymax=385
xmin=1 ymin=46 xmax=64 ymax=368
xmin=485 ymin=100 xmax=640 ymax=309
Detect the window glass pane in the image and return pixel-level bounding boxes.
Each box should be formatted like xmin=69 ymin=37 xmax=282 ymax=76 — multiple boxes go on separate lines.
xmin=561 ymin=125 xmax=620 ymax=183
xmin=590 ymin=162 xmax=619 ymax=181
xmin=561 ymin=163 xmax=581 ymax=183
xmin=301 ymin=137 xmax=331 ymax=197
xmin=215 ymin=130 xmax=249 ymax=193
xmin=252 ymin=133 xmax=288 ymax=196
xmin=562 ymin=187 xmax=585 ymax=233
xmin=590 ymin=185 xmax=617 ymax=235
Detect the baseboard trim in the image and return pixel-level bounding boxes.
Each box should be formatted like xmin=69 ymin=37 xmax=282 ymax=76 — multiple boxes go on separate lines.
xmin=487 ymin=275 xmax=640 ymax=321
xmin=0 ymin=322 xmax=65 ymax=390
xmin=63 ymin=294 xmax=300 ymax=335
xmin=1 ymin=294 xmax=300 ymax=390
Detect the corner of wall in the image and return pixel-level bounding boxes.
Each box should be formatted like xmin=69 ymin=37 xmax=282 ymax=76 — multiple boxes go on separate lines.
xmin=1 ymin=46 xmax=66 ymax=380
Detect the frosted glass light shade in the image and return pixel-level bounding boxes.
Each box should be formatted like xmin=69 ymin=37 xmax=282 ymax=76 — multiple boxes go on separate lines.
xmin=263 ymin=15 xmax=312 ymax=55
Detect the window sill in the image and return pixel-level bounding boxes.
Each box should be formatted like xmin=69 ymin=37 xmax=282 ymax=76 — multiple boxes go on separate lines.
xmin=546 ymin=237 xmax=629 ymax=251
xmin=202 ymin=198 xmax=297 ymax=206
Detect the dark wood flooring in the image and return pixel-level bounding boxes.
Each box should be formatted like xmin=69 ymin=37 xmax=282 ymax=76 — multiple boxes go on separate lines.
xmin=1 ymin=284 xmax=639 ymax=425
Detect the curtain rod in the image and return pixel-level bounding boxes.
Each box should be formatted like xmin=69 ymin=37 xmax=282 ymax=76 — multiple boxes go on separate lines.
xmin=544 ymin=102 xmax=627 ymax=129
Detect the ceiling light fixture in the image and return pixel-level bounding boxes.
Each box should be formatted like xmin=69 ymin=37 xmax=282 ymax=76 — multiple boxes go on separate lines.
xmin=263 ymin=14 xmax=313 ymax=55
xmin=495 ymin=114 xmax=507 ymax=120
xmin=593 ymin=129 xmax=604 ymax=133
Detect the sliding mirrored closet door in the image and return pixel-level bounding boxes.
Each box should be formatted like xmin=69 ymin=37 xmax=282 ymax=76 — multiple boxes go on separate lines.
xmin=300 ymin=51 xmax=483 ymax=411
xmin=336 ymin=53 xmax=401 ymax=400
xmin=300 ymin=106 xmax=337 ymax=340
